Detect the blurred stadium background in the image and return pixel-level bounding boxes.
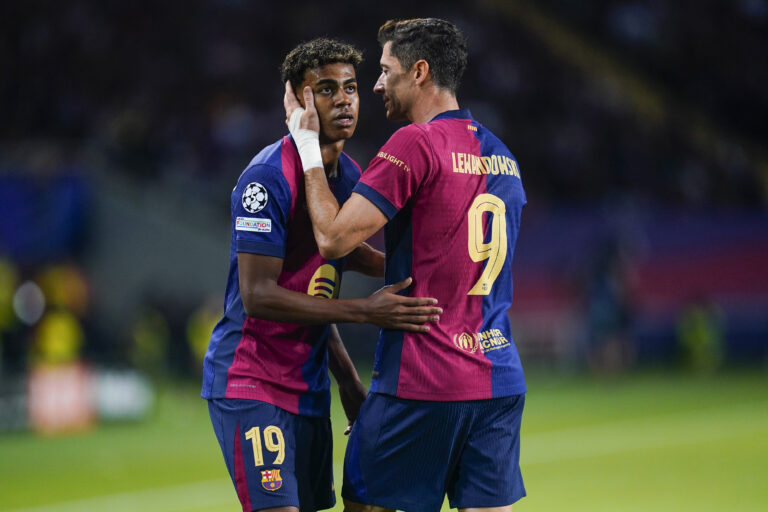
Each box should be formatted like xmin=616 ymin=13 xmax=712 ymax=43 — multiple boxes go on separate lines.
xmin=1 ymin=1 xmax=767 ymax=511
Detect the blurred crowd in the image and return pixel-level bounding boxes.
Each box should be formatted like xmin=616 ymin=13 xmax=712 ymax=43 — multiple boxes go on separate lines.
xmin=2 ymin=0 xmax=766 ymax=206
xmin=1 ymin=0 xmax=767 ymax=384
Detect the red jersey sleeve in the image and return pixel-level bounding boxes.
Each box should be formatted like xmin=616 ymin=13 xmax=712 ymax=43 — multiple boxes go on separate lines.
xmin=353 ymin=124 xmax=434 ymax=219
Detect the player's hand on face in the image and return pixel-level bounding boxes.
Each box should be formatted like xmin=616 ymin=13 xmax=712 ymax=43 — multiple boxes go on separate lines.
xmin=366 ymin=277 xmax=442 ymax=332
xmin=284 ymin=81 xmax=320 ymax=134
xmin=337 ymin=378 xmax=367 ymax=435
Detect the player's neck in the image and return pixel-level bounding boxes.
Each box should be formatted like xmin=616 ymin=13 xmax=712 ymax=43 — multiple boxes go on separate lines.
xmin=409 ymin=88 xmax=459 ymax=124
xmin=321 ymin=140 xmax=344 ymax=177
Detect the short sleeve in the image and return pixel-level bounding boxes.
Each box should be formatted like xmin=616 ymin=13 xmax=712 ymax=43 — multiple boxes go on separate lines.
xmin=232 ymin=164 xmax=291 ymax=258
xmin=353 ymin=124 xmax=433 ymax=219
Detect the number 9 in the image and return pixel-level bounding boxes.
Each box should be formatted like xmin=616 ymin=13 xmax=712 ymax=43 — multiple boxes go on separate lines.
xmin=467 ymin=193 xmax=507 ymax=295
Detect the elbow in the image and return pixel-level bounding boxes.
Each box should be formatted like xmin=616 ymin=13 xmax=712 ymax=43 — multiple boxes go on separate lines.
xmin=240 ymin=286 xmax=272 ymax=318
xmin=316 ymin=235 xmax=351 ymax=260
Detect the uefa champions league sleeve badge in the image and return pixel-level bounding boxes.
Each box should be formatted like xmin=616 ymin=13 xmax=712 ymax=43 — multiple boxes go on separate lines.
xmin=242 ymin=182 xmax=269 ymax=213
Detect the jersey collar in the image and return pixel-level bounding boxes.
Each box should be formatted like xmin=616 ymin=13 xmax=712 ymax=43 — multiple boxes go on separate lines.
xmin=287 ymin=133 xmax=345 ymax=183
xmin=429 ymin=108 xmax=474 ymax=123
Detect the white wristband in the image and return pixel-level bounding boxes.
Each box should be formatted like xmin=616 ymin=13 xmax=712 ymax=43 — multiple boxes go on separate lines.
xmin=288 ymin=108 xmax=323 ymax=172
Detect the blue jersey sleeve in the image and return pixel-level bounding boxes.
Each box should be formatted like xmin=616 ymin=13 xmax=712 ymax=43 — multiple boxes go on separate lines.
xmin=232 ymin=163 xmax=292 ymax=258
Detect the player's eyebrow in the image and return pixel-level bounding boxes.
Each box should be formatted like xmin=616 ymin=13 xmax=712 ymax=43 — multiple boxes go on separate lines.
xmin=315 ymin=78 xmax=357 ymax=87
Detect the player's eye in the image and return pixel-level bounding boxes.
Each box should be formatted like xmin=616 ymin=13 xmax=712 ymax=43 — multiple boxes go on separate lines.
xmin=345 ymin=84 xmax=357 ymax=94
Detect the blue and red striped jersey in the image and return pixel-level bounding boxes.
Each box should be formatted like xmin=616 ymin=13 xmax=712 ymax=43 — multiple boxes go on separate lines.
xmin=353 ymin=109 xmax=527 ymax=401
xmin=201 ymin=135 xmax=362 ymax=417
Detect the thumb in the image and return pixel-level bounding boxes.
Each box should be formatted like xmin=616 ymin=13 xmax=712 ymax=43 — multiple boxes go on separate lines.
xmin=303 ymin=86 xmax=316 ymax=114
xmin=387 ymin=277 xmax=413 ymax=294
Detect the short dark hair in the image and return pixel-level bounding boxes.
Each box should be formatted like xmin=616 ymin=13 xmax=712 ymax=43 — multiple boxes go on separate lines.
xmin=377 ymin=18 xmax=468 ymax=93
xmin=280 ymin=38 xmax=363 ymax=90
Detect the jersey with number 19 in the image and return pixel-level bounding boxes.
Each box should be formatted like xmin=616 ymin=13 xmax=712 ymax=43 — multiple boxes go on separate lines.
xmin=353 ymin=109 xmax=526 ymax=401
xmin=201 ymin=135 xmax=361 ymax=417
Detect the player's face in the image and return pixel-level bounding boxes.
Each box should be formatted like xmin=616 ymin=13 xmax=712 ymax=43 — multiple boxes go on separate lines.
xmin=299 ymin=63 xmax=359 ymax=144
xmin=374 ymin=42 xmax=412 ymax=122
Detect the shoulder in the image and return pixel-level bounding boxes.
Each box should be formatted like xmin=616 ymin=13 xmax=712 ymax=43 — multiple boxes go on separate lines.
xmin=475 ymin=124 xmax=517 ymax=160
xmin=236 ymin=137 xmax=294 ymax=187
xmin=388 ymin=123 xmax=430 ymax=143
xmin=380 ymin=123 xmax=433 ymax=158
xmin=233 ymin=140 xmax=295 ymax=211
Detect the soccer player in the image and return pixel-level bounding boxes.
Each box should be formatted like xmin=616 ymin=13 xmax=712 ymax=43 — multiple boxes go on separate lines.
xmin=202 ymin=38 xmax=442 ymax=512
xmin=285 ymin=19 xmax=528 ymax=512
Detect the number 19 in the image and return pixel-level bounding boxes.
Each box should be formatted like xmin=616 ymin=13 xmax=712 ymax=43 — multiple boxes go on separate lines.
xmin=244 ymin=425 xmax=285 ymax=466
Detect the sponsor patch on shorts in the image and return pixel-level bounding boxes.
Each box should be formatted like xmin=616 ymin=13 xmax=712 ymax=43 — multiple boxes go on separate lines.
xmin=236 ymin=217 xmax=271 ymax=232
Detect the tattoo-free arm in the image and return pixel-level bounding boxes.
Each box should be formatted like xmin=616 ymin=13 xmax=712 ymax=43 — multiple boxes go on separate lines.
xmin=284 ymin=81 xmax=388 ymax=260
xmin=303 ymin=172 xmax=388 ymax=260
xmin=345 ymin=242 xmax=385 ymax=278
xmin=238 ymin=253 xmax=441 ymax=330
xmin=327 ymin=324 xmax=366 ymax=434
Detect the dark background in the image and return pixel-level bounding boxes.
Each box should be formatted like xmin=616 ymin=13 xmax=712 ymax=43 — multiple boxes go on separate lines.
xmin=1 ymin=0 xmax=767 ymax=380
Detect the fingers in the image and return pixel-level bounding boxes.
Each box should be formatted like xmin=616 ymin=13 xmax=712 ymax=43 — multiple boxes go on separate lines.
xmin=401 ymin=298 xmax=442 ymax=309
xmin=384 ymin=278 xmax=439 ymax=306
xmin=344 ymin=422 xmax=353 ymax=435
xmin=396 ymin=306 xmax=442 ymax=317
xmin=387 ymin=277 xmax=413 ymax=293
xmin=302 ymin=86 xmax=316 ymax=114
xmin=384 ymin=312 xmax=441 ymax=332
xmin=284 ymin=80 xmax=301 ymax=112
xmin=395 ymin=322 xmax=432 ymax=333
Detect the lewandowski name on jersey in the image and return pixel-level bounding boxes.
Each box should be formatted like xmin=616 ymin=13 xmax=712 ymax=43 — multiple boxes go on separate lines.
xmin=352 ymin=109 xmax=527 ymax=402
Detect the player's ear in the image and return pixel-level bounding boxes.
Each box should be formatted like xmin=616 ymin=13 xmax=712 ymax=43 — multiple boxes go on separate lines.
xmin=413 ymin=60 xmax=429 ymax=85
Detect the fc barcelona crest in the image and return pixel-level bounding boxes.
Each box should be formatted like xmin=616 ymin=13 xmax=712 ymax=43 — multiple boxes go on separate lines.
xmin=261 ymin=469 xmax=283 ymax=491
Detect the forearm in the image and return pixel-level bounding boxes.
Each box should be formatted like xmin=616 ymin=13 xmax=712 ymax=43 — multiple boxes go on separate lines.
xmin=242 ymin=280 xmax=368 ymax=324
xmin=304 ymin=168 xmax=356 ymax=259
xmin=346 ymin=242 xmax=385 ymax=277
xmin=328 ymin=325 xmax=360 ymax=385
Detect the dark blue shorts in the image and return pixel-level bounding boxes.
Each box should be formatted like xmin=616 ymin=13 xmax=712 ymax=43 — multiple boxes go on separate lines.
xmin=208 ymin=399 xmax=335 ymax=512
xmin=343 ymin=392 xmax=526 ymax=512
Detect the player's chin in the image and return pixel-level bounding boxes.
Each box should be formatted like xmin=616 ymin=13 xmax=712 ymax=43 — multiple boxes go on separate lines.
xmin=326 ymin=124 xmax=356 ymax=140
xmin=384 ymin=108 xmax=405 ymax=122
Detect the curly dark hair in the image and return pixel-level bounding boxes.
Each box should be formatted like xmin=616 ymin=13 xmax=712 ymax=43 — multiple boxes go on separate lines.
xmin=280 ymin=38 xmax=363 ymax=90
xmin=377 ymin=18 xmax=468 ymax=94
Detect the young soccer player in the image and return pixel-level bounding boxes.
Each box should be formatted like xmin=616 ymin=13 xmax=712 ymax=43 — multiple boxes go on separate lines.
xmin=202 ymin=38 xmax=441 ymax=512
xmin=286 ymin=19 xmax=528 ymax=512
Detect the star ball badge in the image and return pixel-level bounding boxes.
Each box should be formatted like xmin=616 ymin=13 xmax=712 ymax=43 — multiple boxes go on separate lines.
xmin=261 ymin=469 xmax=283 ymax=491
xmin=242 ymin=182 xmax=268 ymax=213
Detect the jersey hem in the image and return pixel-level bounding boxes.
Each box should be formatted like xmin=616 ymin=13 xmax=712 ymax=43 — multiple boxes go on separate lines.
xmin=378 ymin=384 xmax=527 ymax=401
xmin=212 ymin=388 xmax=330 ymax=418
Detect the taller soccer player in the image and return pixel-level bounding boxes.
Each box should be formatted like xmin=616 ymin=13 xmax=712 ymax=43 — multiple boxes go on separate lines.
xmin=286 ymin=19 xmax=528 ymax=512
xmin=203 ymin=38 xmax=441 ymax=512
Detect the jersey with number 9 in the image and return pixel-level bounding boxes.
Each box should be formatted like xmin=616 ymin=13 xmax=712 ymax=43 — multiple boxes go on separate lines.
xmin=352 ymin=109 xmax=526 ymax=401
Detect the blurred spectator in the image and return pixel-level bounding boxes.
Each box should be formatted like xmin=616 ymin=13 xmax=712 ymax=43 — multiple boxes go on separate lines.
xmin=583 ymin=237 xmax=638 ymax=373
xmin=2 ymin=0 xmax=767 ymax=378
xmin=2 ymin=0 xmax=765 ymax=208
xmin=185 ymin=294 xmax=221 ymax=375
xmin=677 ymin=296 xmax=726 ymax=373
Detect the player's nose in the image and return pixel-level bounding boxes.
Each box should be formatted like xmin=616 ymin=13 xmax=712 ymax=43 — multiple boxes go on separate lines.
xmin=335 ymin=90 xmax=352 ymax=106
xmin=374 ymin=74 xmax=385 ymax=94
